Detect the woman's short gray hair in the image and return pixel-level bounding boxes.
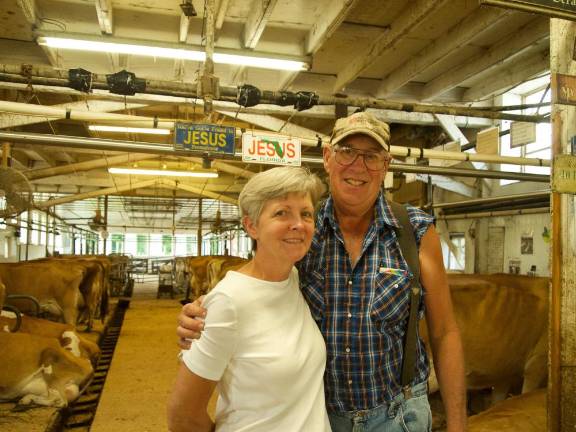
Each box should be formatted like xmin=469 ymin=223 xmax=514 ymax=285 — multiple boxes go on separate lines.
xmin=238 ymin=166 xmax=326 ymax=223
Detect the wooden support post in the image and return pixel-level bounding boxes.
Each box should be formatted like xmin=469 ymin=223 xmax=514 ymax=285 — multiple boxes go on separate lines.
xmin=549 ymin=18 xmax=576 ymax=432
xmin=197 ymin=198 xmax=203 ymax=256
xmin=103 ymin=195 xmax=108 ymax=255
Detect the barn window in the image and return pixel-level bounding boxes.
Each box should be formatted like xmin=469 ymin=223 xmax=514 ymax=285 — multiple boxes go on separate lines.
xmin=500 ymin=81 xmax=551 ymax=185
xmin=136 ymin=234 xmax=149 ymax=256
xmin=186 ymin=235 xmax=196 ymax=255
xmin=162 ymin=234 xmax=173 ymax=256
xmin=111 ymin=234 xmax=124 ymax=253
xmin=443 ymin=233 xmax=465 ymax=271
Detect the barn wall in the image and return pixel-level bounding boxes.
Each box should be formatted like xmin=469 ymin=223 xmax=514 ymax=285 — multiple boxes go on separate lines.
xmin=438 ymin=213 xmax=550 ymax=277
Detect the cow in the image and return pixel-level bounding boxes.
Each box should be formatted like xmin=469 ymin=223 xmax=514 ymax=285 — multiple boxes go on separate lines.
xmin=424 ymin=274 xmax=549 ymax=401
xmin=184 ymin=256 xmax=227 ymax=299
xmin=0 ymin=262 xmax=87 ymax=326
xmin=467 ymin=389 xmax=546 ymax=432
xmin=0 ymin=314 xmax=100 ymax=364
xmin=206 ymin=256 xmax=248 ymax=291
xmin=36 ymin=256 xmax=111 ymax=330
xmin=0 ymin=331 xmax=94 ymax=408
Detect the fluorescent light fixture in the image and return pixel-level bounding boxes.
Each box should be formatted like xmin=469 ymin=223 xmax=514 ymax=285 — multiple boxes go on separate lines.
xmin=89 ymin=125 xmax=171 ymax=135
xmin=40 ymin=37 xmax=308 ymax=71
xmin=109 ymin=167 xmax=218 ymax=178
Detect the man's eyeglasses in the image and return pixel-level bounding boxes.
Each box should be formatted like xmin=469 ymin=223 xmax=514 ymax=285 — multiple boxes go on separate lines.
xmin=332 ymin=145 xmax=390 ymax=171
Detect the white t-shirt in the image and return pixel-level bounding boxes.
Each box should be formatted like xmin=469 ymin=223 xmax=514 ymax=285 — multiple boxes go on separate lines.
xmin=182 ymin=267 xmax=330 ymax=432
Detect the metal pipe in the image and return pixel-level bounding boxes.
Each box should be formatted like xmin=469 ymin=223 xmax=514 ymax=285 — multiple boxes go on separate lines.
xmin=0 ymin=130 xmax=551 ymax=182
xmin=432 ymin=190 xmax=551 ymax=209
xmin=0 ymin=68 xmax=548 ymax=123
xmin=0 ymin=127 xmax=551 ymax=167
xmin=437 ymin=207 xmax=549 ymax=220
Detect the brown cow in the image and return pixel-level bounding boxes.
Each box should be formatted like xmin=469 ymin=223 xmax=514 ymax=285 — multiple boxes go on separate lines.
xmin=0 ymin=331 xmax=94 ymax=408
xmin=0 ymin=314 xmax=100 ymax=364
xmin=185 ymin=256 xmax=227 ymax=299
xmin=206 ymin=256 xmax=248 ymax=291
xmin=0 ymin=262 xmax=86 ymax=326
xmin=467 ymin=389 xmax=546 ymax=432
xmin=425 ymin=274 xmax=548 ymax=401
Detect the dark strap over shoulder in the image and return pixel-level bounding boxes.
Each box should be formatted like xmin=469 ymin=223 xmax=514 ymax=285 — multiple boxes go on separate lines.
xmin=388 ymin=201 xmax=421 ymax=393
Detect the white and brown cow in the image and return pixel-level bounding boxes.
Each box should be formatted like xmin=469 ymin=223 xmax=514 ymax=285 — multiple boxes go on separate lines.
xmin=0 ymin=331 xmax=94 ymax=408
xmin=0 ymin=314 xmax=100 ymax=364
xmin=424 ymin=273 xmax=549 ymax=401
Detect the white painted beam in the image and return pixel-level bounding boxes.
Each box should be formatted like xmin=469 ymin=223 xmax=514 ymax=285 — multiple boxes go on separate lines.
xmin=243 ymin=0 xmax=278 ymax=49
xmin=376 ymin=7 xmax=510 ymax=98
xmin=26 ymin=153 xmax=157 ymax=180
xmin=415 ymin=173 xmax=475 ymax=197
xmin=463 ymin=50 xmax=550 ymax=102
xmin=36 ymin=179 xmax=159 ymax=208
xmin=333 ymin=0 xmax=449 ymax=93
xmin=305 ymin=0 xmax=359 ymax=54
xmin=16 ymin=0 xmax=37 ymax=24
xmin=217 ymin=110 xmax=329 ymax=141
xmin=160 ymin=179 xmax=238 ymax=205
xmin=0 ymin=100 xmax=147 ymax=130
xmin=421 ymin=18 xmax=549 ymax=100
xmin=434 ymin=114 xmax=469 ymax=145
xmin=215 ymin=0 xmax=231 ymax=31
xmin=180 ymin=13 xmax=191 ymax=43
xmin=95 ymin=0 xmax=114 ymax=35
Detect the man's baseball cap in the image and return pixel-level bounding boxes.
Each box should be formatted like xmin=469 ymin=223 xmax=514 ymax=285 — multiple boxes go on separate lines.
xmin=330 ymin=112 xmax=390 ymax=151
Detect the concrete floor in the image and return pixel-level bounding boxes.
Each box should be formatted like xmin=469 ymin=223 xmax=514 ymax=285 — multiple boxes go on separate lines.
xmin=91 ymin=282 xmax=211 ymax=432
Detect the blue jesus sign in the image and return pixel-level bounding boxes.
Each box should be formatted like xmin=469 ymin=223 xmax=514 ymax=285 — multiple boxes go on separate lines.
xmin=174 ymin=122 xmax=236 ymax=155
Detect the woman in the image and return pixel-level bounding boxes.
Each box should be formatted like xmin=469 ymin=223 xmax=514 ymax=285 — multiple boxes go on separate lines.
xmin=167 ymin=166 xmax=330 ymax=432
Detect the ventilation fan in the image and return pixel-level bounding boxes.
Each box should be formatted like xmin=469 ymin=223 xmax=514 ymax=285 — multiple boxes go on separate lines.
xmin=0 ymin=167 xmax=33 ymax=219
xmin=211 ymin=208 xmax=223 ymax=234
xmin=88 ymin=208 xmax=107 ymax=232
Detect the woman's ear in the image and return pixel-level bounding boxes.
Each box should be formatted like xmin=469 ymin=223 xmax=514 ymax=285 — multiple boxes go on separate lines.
xmin=242 ymin=215 xmax=258 ymax=240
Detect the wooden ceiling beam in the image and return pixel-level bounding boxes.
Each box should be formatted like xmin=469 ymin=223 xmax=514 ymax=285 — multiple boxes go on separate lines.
xmin=305 ymin=0 xmax=360 ymax=54
xmin=463 ymin=50 xmax=550 ymax=102
xmin=243 ymin=0 xmax=278 ymax=49
xmin=26 ymin=153 xmax=157 ymax=180
xmin=376 ymin=7 xmax=511 ymax=98
xmin=421 ymin=18 xmax=549 ymax=100
xmin=36 ymin=179 xmax=159 ymax=208
xmin=216 ymin=110 xmax=328 ymax=141
xmin=159 ymin=179 xmax=238 ymax=205
xmin=95 ymin=0 xmax=114 ymax=35
xmin=215 ymin=0 xmax=231 ymax=31
xmin=333 ymin=0 xmax=449 ymax=93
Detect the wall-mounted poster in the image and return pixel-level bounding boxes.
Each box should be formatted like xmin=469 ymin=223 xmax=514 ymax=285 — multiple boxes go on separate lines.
xmin=521 ymin=236 xmax=534 ymax=255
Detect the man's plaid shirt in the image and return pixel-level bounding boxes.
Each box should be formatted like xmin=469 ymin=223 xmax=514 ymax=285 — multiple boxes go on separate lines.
xmin=297 ymin=192 xmax=435 ymax=413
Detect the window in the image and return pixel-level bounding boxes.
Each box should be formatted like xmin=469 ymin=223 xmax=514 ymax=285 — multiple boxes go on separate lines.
xmin=500 ymin=86 xmax=551 ymax=185
xmin=443 ymin=233 xmax=465 ymax=271
xmin=111 ymin=234 xmax=124 ymax=254
xmin=186 ymin=235 xmax=196 ymax=255
xmin=136 ymin=234 xmax=149 ymax=256
xmin=162 ymin=235 xmax=173 ymax=256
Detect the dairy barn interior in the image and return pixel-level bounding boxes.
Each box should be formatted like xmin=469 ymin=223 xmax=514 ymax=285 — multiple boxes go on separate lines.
xmin=0 ymin=0 xmax=575 ymax=431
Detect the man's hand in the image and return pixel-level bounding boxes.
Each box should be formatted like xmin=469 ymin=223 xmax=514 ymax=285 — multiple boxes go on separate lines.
xmin=176 ymin=296 xmax=207 ymax=350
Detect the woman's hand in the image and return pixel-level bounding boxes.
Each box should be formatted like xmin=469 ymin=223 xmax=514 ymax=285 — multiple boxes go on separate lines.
xmin=176 ymin=296 xmax=207 ymax=350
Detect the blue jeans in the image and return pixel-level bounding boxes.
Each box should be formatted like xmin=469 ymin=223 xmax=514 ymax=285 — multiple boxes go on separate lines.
xmin=328 ymin=381 xmax=432 ymax=432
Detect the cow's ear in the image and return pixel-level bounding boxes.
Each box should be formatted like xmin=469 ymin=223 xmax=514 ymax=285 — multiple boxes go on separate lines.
xmin=40 ymin=347 xmax=61 ymax=368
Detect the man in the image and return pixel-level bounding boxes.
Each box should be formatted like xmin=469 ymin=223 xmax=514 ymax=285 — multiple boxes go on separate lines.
xmin=177 ymin=112 xmax=466 ymax=431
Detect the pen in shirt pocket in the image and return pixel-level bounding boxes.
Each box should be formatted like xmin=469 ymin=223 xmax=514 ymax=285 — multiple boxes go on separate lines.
xmin=378 ymin=267 xmax=406 ymax=277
